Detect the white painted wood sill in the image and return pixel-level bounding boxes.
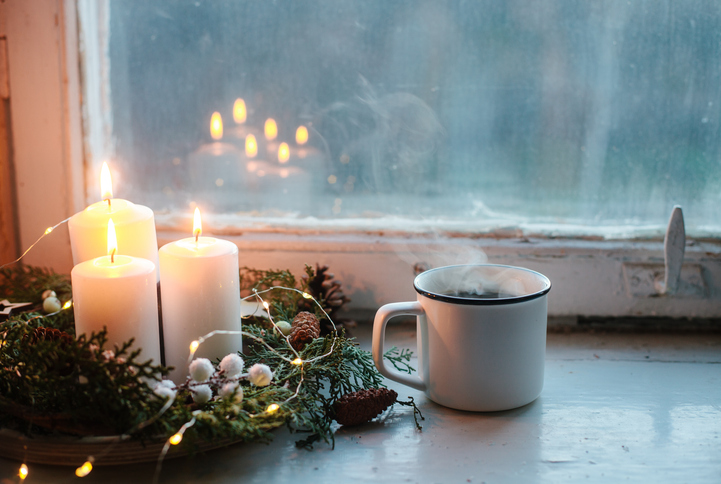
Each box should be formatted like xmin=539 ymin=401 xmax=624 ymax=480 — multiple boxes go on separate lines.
xmin=2 ymin=323 xmax=719 ymax=484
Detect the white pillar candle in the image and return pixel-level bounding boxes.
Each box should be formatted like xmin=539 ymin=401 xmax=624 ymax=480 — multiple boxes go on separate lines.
xmin=71 ymin=219 xmax=161 ymax=363
xmin=159 ymin=208 xmax=241 ymax=383
xmin=68 ymin=162 xmax=159 ymax=270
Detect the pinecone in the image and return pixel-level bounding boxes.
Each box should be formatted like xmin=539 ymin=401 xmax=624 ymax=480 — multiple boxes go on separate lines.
xmin=333 ymin=388 xmax=398 ymax=426
xmin=24 ymin=327 xmax=74 ymax=345
xmin=289 ymin=311 xmax=320 ymax=351
xmin=298 ymin=264 xmax=351 ymax=322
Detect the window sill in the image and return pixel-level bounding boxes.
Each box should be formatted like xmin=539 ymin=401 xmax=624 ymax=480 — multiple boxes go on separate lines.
xmin=4 ymin=324 xmax=719 ymax=483
xmin=156 ymin=229 xmax=721 ymax=319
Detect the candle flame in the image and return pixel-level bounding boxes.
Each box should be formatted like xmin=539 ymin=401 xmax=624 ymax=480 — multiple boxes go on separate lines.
xmin=233 ymin=98 xmax=247 ymax=124
xmin=210 ymin=112 xmax=223 ymax=140
xmin=107 ymin=218 xmax=117 ymax=262
xmin=295 ymin=126 xmax=308 ymax=145
xmin=264 ymin=118 xmax=277 ymax=141
xmin=193 ymin=207 xmax=202 ymax=241
xmin=278 ymin=142 xmax=290 ymax=163
xmin=100 ymin=162 xmax=113 ymax=202
xmin=245 ymin=134 xmax=258 ymax=158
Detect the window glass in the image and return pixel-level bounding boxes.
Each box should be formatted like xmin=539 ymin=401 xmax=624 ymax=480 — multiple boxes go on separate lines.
xmin=99 ymin=0 xmax=721 ymax=237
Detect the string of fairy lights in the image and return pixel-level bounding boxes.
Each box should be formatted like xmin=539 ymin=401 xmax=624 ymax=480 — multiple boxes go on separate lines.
xmin=2 ymin=219 xmax=340 ymax=482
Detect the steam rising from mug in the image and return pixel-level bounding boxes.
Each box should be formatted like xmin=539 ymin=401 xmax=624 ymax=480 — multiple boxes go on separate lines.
xmin=419 ymin=265 xmax=542 ymax=300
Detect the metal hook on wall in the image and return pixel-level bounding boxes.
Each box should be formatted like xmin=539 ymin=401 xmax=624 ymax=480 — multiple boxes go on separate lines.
xmin=655 ymin=205 xmax=685 ymax=295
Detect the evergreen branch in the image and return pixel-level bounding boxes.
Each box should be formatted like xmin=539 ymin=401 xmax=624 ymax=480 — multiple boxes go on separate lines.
xmin=383 ymin=346 xmax=416 ymax=374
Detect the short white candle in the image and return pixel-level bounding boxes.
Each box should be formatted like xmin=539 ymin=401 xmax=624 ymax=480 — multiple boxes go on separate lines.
xmin=68 ymin=162 xmax=159 ymax=271
xmin=71 ymin=219 xmax=161 ymax=363
xmin=159 ymin=208 xmax=242 ymax=383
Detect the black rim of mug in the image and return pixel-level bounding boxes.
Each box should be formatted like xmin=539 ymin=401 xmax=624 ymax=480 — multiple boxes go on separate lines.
xmin=413 ymin=264 xmax=552 ymax=306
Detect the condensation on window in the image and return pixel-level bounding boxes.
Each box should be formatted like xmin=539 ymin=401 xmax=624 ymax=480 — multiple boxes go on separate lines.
xmin=84 ymin=0 xmax=721 ymax=238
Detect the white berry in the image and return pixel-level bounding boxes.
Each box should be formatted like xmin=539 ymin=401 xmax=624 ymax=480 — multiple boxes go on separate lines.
xmin=219 ymin=353 xmax=244 ymax=377
xmin=42 ymin=290 xmax=57 ymax=299
xmin=248 ymin=363 xmax=273 ymax=387
xmin=192 ymin=384 xmax=212 ymax=404
xmin=43 ymin=296 xmax=62 ymax=313
xmin=189 ymin=358 xmax=214 ymax=382
xmin=275 ymin=320 xmax=292 ymax=336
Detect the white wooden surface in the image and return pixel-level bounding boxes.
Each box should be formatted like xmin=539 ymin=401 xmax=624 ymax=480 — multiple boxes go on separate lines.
xmin=1 ymin=327 xmax=719 ymax=484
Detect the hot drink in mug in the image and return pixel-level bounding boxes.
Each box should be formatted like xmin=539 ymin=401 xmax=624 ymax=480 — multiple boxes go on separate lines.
xmin=372 ymin=264 xmax=551 ymax=412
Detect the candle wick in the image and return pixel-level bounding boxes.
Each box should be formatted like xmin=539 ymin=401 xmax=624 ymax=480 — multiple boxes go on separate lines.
xmin=105 ymin=198 xmax=111 ymax=210
xmin=110 ymin=248 xmax=116 ymax=263
xmin=194 ymin=230 xmax=200 ymax=244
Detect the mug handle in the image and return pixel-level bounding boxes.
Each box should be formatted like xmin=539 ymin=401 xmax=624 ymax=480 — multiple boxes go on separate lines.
xmin=372 ymin=302 xmax=427 ymax=392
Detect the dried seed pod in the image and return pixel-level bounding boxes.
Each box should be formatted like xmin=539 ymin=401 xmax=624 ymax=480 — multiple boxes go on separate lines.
xmin=333 ymin=388 xmax=398 ymax=426
xmin=289 ymin=311 xmax=320 ymax=351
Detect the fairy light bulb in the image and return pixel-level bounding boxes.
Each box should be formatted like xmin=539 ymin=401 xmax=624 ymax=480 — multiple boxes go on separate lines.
xmin=291 ymin=358 xmax=303 ymax=366
xmin=262 ymin=301 xmax=270 ymax=310
xmin=264 ymin=118 xmax=278 ymax=141
xmin=295 ymin=126 xmax=308 ymax=145
xmin=302 ymin=292 xmax=312 ymax=299
xmin=62 ymin=300 xmax=73 ymax=310
xmin=278 ymin=142 xmax=290 ymax=164
xmin=189 ymin=340 xmax=200 ymax=353
xmin=169 ymin=433 xmax=183 ymax=445
xmin=266 ymin=403 xmax=280 ymax=414
xmin=210 ymin=112 xmax=223 ymax=140
xmin=233 ymin=98 xmax=247 ymax=124
xmin=75 ymin=461 xmax=93 ymax=477
xmin=44 ymin=226 xmax=54 ymax=235
xmin=18 ymin=463 xmax=28 ymax=480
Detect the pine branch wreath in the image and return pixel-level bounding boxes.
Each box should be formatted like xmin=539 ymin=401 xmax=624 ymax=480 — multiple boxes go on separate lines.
xmin=0 ymin=264 xmax=420 ymax=453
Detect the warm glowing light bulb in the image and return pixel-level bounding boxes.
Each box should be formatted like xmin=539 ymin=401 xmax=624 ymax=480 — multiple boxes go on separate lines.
xmin=296 ymin=126 xmax=309 ymax=145
xmin=62 ymin=300 xmax=73 ymax=310
xmin=75 ymin=461 xmax=93 ymax=477
xmin=193 ymin=207 xmax=202 ymax=240
xmin=245 ymin=134 xmax=258 ymax=158
xmin=262 ymin=301 xmax=270 ymax=310
xmin=107 ymin=219 xmax=117 ymax=261
xmin=100 ymin=162 xmax=113 ymax=201
xmin=302 ymin=292 xmax=312 ymax=299
xmin=189 ymin=340 xmax=200 ymax=353
xmin=291 ymin=358 xmax=303 ymax=366
xmin=278 ymin=142 xmax=290 ymax=164
xmin=210 ymin=112 xmax=223 ymax=140
xmin=264 ymin=118 xmax=278 ymax=141
xmin=266 ymin=403 xmax=280 ymax=413
xmin=169 ymin=433 xmax=183 ymax=445
xmin=44 ymin=227 xmax=54 ymax=235
xmin=233 ymin=98 xmax=247 ymax=124
xmin=19 ymin=463 xmax=28 ymax=480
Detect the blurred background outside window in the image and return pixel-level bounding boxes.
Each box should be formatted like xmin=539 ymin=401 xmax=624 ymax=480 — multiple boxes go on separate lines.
xmin=81 ymin=0 xmax=721 ymax=238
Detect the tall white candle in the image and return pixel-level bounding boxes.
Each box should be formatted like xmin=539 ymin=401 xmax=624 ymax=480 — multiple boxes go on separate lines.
xmin=71 ymin=219 xmax=161 ymax=363
xmin=68 ymin=163 xmax=159 ymax=271
xmin=159 ymin=208 xmax=242 ymax=383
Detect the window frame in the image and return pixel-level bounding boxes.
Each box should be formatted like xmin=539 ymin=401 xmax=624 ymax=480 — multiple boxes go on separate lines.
xmin=4 ymin=0 xmax=720 ymax=319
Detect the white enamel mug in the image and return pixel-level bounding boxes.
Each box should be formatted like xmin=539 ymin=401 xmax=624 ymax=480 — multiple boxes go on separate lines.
xmin=372 ymin=264 xmax=551 ymax=412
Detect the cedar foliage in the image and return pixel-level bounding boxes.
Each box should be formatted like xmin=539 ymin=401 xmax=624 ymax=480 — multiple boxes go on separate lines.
xmin=0 ymin=264 xmax=417 ymax=448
